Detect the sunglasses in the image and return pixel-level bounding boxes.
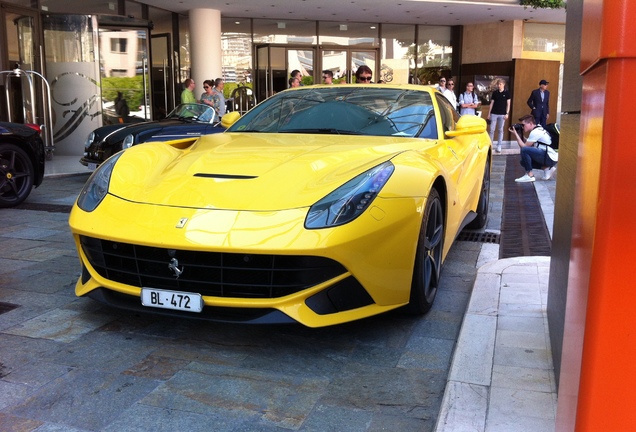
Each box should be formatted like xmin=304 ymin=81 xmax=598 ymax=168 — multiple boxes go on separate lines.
xmin=448 ymin=83 xmax=455 ymax=86
xmin=358 ymin=76 xmax=372 ymax=82
xmin=203 ymin=85 xmax=210 ymax=89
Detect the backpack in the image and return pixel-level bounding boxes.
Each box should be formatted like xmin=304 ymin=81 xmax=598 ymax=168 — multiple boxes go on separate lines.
xmin=544 ymin=123 xmax=560 ymax=150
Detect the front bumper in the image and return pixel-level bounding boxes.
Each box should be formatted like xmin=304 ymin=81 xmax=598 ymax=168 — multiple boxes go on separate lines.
xmin=69 ymin=193 xmax=424 ymax=327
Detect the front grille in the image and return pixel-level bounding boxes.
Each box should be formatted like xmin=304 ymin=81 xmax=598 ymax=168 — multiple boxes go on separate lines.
xmin=80 ymin=236 xmax=347 ymax=298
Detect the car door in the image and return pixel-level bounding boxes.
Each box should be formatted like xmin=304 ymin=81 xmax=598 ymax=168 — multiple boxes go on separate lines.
xmin=436 ymin=94 xmax=481 ymax=212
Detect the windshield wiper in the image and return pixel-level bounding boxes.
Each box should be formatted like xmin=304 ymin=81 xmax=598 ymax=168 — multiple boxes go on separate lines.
xmin=279 ymin=128 xmax=361 ymax=135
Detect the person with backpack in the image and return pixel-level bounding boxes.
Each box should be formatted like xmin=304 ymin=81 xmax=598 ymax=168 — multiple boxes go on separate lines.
xmin=459 ymin=82 xmax=480 ymax=115
xmin=509 ymin=114 xmax=558 ymax=182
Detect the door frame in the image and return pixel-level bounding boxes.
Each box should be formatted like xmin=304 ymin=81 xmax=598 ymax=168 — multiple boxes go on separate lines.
xmin=254 ymin=43 xmax=379 ymax=100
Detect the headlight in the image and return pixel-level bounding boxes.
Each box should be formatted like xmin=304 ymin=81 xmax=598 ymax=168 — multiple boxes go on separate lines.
xmin=85 ymin=132 xmax=95 ymax=149
xmin=305 ymin=161 xmax=395 ymax=229
xmin=76 ymin=152 xmax=123 ymax=212
xmin=122 ymin=134 xmax=134 ymax=149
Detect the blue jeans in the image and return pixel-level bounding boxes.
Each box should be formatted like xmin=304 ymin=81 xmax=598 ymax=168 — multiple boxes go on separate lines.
xmin=489 ymin=114 xmax=506 ymax=148
xmin=519 ymin=146 xmax=556 ymax=172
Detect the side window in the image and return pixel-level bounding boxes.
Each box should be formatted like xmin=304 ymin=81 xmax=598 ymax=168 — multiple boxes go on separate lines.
xmin=435 ymin=94 xmax=459 ymax=134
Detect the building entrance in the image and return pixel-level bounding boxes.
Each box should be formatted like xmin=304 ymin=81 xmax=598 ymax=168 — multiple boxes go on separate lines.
xmin=254 ymin=44 xmax=379 ymax=101
xmin=40 ymin=14 xmax=151 ymax=156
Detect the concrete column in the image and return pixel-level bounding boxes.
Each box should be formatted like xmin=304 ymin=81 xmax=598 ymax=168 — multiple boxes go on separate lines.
xmin=189 ymin=8 xmax=222 ymax=95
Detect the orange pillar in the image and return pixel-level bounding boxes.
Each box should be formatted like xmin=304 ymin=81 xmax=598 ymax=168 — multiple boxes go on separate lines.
xmin=556 ymin=0 xmax=636 ymax=430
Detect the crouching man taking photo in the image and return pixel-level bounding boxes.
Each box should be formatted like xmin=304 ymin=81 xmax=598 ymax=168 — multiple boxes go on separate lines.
xmin=509 ymin=114 xmax=558 ymax=183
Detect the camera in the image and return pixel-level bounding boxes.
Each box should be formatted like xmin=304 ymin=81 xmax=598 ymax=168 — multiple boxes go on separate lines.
xmin=512 ymin=123 xmax=524 ymax=134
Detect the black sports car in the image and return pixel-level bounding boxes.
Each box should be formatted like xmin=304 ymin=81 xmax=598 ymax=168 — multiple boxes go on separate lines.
xmin=80 ymin=103 xmax=226 ymax=170
xmin=0 ymin=122 xmax=45 ymax=208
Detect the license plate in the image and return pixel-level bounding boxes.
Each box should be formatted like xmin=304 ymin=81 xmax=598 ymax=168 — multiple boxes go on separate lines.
xmin=141 ymin=288 xmax=203 ymax=313
xmin=87 ymin=162 xmax=97 ymax=171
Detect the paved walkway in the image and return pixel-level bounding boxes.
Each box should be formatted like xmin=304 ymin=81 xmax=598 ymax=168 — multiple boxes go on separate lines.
xmin=435 ymin=144 xmax=558 ymax=432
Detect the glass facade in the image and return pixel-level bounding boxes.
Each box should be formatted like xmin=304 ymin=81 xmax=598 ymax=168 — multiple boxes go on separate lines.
xmin=523 ymin=22 xmax=565 ymax=60
xmin=416 ymin=25 xmax=453 ymax=85
xmin=380 ymin=24 xmax=415 ymax=84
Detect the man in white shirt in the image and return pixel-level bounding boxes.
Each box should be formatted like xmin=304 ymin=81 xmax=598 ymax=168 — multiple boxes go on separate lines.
xmin=509 ymin=114 xmax=558 ymax=183
xmin=435 ymin=77 xmax=457 ymax=107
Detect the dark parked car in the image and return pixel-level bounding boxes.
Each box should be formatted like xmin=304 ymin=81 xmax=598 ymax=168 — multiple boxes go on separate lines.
xmin=0 ymin=122 xmax=45 ymax=208
xmin=80 ymin=103 xmax=226 ymax=170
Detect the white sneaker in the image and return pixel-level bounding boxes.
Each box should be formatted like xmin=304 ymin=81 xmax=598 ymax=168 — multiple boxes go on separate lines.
xmin=515 ymin=174 xmax=536 ymax=183
xmin=496 ymin=144 xmax=502 ymax=153
xmin=543 ymin=166 xmax=557 ymax=180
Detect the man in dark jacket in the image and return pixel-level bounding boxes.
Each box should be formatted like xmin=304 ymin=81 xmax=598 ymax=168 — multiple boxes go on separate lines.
xmin=527 ymin=79 xmax=550 ymax=127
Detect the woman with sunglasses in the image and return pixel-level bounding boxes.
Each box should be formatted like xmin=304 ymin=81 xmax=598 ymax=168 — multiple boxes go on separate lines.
xmin=200 ymin=80 xmax=215 ymax=109
xmin=355 ymin=65 xmax=373 ymax=83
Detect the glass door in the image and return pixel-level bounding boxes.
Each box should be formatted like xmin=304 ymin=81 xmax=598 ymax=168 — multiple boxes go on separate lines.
xmin=99 ymin=26 xmax=151 ymax=125
xmin=255 ymin=45 xmax=287 ymax=102
xmin=151 ymin=33 xmax=173 ymax=119
xmin=1 ymin=6 xmax=40 ymax=123
xmin=320 ymin=49 xmax=377 ymax=83
xmin=255 ymin=45 xmax=316 ymax=101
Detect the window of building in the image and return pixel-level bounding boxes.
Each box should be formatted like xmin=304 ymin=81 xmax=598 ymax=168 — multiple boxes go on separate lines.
xmin=221 ymin=18 xmax=253 ymax=84
xmin=178 ymin=14 xmax=190 ymax=83
xmin=522 ymin=23 xmax=565 ymax=61
xmin=416 ymin=25 xmax=452 ymax=85
xmin=380 ymin=24 xmax=415 ymax=84
xmin=252 ymin=19 xmax=316 ymax=44
xmin=318 ymin=21 xmax=378 ymax=47
xmin=110 ymin=38 xmax=127 ymax=53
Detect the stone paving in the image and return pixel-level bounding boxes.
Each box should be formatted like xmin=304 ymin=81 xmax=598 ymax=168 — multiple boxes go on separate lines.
xmin=0 ymin=151 xmax=557 ymax=431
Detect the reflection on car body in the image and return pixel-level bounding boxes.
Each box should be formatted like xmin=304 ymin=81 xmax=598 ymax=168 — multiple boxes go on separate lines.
xmin=69 ymin=84 xmax=491 ymax=327
xmin=80 ymin=103 xmax=225 ymax=170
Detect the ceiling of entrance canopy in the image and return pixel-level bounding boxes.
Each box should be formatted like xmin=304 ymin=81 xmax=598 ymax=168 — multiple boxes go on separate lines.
xmin=135 ymin=0 xmax=566 ymax=26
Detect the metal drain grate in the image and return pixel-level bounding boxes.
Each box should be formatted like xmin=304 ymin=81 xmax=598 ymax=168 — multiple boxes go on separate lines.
xmin=14 ymin=202 xmax=72 ymax=213
xmin=0 ymin=302 xmax=20 ymax=315
xmin=457 ymin=231 xmax=501 ymax=244
xmin=500 ymin=155 xmax=552 ymax=258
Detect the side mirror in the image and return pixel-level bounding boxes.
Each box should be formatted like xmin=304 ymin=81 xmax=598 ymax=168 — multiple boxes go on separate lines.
xmin=221 ymin=111 xmax=241 ymax=128
xmin=445 ymin=115 xmax=487 ymax=137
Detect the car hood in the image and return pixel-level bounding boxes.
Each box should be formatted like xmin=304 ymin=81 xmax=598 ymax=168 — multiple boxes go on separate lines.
xmin=109 ymin=132 xmax=428 ymax=211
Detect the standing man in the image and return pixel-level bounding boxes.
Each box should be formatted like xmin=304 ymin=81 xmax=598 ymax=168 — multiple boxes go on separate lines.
xmin=527 ymin=79 xmax=550 ymax=127
xmin=180 ymin=78 xmax=197 ymax=104
xmin=435 ymin=77 xmax=455 ymax=106
xmin=487 ymin=78 xmax=511 ymax=153
xmin=322 ymin=70 xmax=334 ymax=84
xmin=211 ymin=78 xmax=226 ymax=117
xmin=290 ymin=70 xmax=303 ymax=86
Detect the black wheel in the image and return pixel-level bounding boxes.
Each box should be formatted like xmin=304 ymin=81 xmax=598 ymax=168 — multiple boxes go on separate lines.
xmin=406 ymin=188 xmax=444 ymax=314
xmin=0 ymin=143 xmax=35 ymax=208
xmin=466 ymin=158 xmax=490 ymax=230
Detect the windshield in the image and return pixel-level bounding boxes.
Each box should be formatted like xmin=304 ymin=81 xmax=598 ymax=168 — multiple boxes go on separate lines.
xmin=167 ymin=103 xmax=216 ymax=123
xmin=228 ymin=86 xmax=437 ymax=138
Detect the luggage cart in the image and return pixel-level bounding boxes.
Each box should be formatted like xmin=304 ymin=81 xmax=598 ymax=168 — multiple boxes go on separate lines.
xmin=1 ymin=68 xmax=55 ymax=159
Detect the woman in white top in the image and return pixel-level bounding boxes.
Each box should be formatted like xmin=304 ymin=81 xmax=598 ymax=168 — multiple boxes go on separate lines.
xmin=459 ymin=82 xmax=480 ymax=115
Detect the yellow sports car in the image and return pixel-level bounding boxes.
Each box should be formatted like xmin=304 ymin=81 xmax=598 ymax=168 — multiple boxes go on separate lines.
xmin=69 ymin=84 xmax=491 ymax=327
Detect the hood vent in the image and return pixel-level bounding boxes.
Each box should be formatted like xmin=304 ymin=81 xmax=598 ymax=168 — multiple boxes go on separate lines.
xmin=194 ymin=173 xmax=257 ymax=179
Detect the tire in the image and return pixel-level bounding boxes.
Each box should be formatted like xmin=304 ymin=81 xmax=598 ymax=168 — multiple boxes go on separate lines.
xmin=0 ymin=143 xmax=35 ymax=208
xmin=466 ymin=158 xmax=491 ymax=230
xmin=406 ymin=188 xmax=444 ymax=314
